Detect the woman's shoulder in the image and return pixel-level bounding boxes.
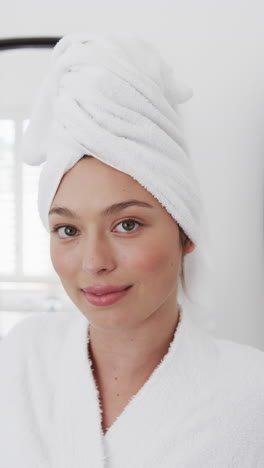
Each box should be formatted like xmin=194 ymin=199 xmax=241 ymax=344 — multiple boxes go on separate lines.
xmin=213 ymin=333 xmax=264 ymax=373
xmin=189 ymin=308 xmax=264 ymax=373
xmin=188 ymin=312 xmax=264 ymax=382
xmin=208 ymin=333 xmax=264 ymax=408
xmin=0 ymin=312 xmax=82 ymax=379
xmin=188 ymin=324 xmax=264 ymax=450
xmin=0 ymin=311 xmax=77 ymax=351
xmin=188 ymin=312 xmax=264 ymax=399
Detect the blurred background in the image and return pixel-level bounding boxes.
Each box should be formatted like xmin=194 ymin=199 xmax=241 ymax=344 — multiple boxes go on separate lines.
xmin=0 ymin=0 xmax=263 ymax=349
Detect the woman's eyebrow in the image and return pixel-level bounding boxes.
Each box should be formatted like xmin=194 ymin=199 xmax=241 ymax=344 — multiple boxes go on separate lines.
xmin=48 ymin=200 xmax=154 ymax=218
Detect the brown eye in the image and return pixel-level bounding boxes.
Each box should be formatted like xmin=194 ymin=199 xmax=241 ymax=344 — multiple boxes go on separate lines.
xmin=54 ymin=225 xmax=79 ymax=238
xmin=122 ymin=220 xmax=136 ymax=231
xmin=115 ymin=219 xmax=142 ymax=233
xmin=64 ymin=226 xmax=77 ymax=236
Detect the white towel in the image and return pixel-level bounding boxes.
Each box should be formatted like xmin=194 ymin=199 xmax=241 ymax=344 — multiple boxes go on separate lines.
xmin=1 ymin=306 xmax=264 ymax=467
xmin=19 ymin=32 xmax=214 ymax=324
xmin=20 ymin=32 xmax=204 ymax=251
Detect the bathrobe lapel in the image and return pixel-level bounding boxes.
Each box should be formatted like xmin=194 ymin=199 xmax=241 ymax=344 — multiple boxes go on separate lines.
xmin=51 ymin=307 xmax=217 ymax=468
xmin=51 ymin=313 xmax=106 ymax=468
xmin=1 ymin=303 xmax=264 ymax=467
xmin=103 ymin=308 xmax=218 ymax=467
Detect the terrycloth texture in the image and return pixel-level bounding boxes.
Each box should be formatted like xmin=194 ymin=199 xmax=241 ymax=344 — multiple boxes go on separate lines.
xmin=1 ymin=306 xmax=264 ymax=467
xmin=20 ymin=32 xmax=214 ymax=328
xmin=19 ymin=32 xmax=203 ymax=250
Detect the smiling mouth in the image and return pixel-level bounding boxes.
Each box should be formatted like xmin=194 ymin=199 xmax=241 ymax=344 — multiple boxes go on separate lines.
xmin=81 ymin=285 xmax=132 ymax=295
xmin=81 ymin=285 xmax=133 ymax=306
xmin=91 ymin=286 xmax=131 ymax=296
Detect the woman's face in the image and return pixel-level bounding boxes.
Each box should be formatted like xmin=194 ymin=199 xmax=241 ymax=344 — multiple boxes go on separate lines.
xmin=49 ymin=157 xmax=194 ymax=330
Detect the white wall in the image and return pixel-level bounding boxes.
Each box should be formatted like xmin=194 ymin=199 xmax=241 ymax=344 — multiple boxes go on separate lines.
xmin=1 ymin=0 xmax=263 ymax=348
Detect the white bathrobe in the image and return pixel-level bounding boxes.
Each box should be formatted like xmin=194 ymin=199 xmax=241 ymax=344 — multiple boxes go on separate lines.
xmin=1 ymin=305 xmax=264 ymax=468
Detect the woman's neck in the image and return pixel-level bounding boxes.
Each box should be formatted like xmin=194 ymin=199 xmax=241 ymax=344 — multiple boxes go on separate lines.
xmin=87 ymin=303 xmax=181 ymax=382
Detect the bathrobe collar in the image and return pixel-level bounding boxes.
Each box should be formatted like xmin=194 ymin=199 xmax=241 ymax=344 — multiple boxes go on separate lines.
xmin=51 ymin=305 xmax=217 ymax=468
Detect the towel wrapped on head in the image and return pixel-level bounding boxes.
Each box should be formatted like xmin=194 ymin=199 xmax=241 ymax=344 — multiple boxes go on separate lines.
xmin=20 ymin=32 xmax=213 ymax=320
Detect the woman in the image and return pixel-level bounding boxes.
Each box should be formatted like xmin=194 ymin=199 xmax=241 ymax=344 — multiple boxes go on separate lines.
xmin=49 ymin=153 xmax=194 ymax=432
xmin=0 ymin=32 xmax=264 ymax=468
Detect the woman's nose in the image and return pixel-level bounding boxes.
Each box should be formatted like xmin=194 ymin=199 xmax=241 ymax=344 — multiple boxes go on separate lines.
xmin=81 ymin=235 xmax=116 ymax=273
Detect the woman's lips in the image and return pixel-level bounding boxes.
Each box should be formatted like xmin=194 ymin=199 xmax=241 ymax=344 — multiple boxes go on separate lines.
xmin=81 ymin=285 xmax=132 ymax=306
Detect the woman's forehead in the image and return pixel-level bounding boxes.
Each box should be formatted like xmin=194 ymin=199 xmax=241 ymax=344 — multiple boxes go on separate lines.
xmin=52 ymin=156 xmax=162 ymax=210
xmin=57 ymin=157 xmax=154 ymax=200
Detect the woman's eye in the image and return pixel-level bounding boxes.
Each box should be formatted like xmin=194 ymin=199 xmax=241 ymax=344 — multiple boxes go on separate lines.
xmin=54 ymin=225 xmax=79 ymax=238
xmin=114 ymin=219 xmax=142 ymax=233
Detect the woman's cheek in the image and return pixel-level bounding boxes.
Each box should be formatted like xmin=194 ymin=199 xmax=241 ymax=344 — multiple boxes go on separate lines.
xmin=125 ymin=239 xmax=176 ymax=273
xmin=50 ymin=244 xmax=78 ymax=277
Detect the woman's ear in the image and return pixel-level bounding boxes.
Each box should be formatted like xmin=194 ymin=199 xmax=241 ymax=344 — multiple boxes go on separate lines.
xmin=183 ymin=240 xmax=195 ymax=255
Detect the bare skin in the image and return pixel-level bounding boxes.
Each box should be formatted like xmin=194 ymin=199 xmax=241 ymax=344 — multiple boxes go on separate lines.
xmin=88 ymin=302 xmax=181 ymax=432
xmin=49 ymin=156 xmax=195 ymax=433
